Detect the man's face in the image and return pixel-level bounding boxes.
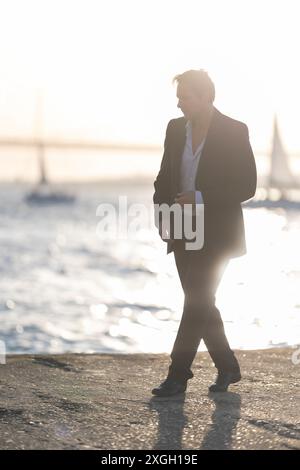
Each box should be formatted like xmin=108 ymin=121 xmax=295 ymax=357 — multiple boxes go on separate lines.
xmin=176 ymin=82 xmax=206 ymax=121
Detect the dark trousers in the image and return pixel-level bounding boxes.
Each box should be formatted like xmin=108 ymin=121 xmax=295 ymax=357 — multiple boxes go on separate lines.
xmin=168 ymin=241 xmax=240 ymax=381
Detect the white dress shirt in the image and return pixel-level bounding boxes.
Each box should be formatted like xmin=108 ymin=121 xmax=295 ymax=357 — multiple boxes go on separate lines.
xmin=179 ymin=120 xmax=205 ymax=205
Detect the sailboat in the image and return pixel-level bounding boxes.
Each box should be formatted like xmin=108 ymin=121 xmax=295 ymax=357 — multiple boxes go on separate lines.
xmin=244 ymin=116 xmax=300 ymax=209
xmin=26 ymin=144 xmax=75 ymax=205
xmin=26 ymin=90 xmax=75 ymax=205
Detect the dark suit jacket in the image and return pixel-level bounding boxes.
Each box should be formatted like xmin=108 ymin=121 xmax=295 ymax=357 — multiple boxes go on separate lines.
xmin=153 ymin=106 xmax=257 ymax=258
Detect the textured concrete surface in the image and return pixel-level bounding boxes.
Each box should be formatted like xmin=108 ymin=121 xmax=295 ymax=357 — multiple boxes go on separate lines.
xmin=0 ymin=349 xmax=299 ymax=450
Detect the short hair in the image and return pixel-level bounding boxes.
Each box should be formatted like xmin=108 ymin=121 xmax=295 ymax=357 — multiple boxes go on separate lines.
xmin=172 ymin=69 xmax=215 ymax=103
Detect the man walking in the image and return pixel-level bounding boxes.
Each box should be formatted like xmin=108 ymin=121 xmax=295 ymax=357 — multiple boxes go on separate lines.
xmin=152 ymin=69 xmax=257 ymax=396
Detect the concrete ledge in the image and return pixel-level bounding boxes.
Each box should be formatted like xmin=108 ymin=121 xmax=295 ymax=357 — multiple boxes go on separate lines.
xmin=0 ymin=349 xmax=299 ymax=449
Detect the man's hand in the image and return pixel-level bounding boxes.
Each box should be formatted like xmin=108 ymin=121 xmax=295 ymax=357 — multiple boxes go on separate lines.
xmin=174 ymin=191 xmax=196 ymax=206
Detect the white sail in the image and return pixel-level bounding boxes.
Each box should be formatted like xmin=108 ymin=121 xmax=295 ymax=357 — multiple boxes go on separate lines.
xmin=269 ymin=116 xmax=297 ymax=190
xmin=244 ymin=115 xmax=300 ymax=208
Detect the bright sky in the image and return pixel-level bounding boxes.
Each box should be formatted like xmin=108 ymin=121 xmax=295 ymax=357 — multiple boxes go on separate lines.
xmin=0 ymin=0 xmax=299 ymax=152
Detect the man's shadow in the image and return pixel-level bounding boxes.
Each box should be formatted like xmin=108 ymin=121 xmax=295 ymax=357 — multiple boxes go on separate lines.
xmin=200 ymin=392 xmax=241 ymax=450
xmin=148 ymin=394 xmax=187 ymax=450
xmin=148 ymin=392 xmax=241 ymax=450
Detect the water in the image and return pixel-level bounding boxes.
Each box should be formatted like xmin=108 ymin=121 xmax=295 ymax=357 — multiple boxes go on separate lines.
xmin=0 ymin=181 xmax=300 ymax=354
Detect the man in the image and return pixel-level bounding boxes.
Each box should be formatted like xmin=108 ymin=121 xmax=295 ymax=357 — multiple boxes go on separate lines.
xmin=152 ymin=69 xmax=257 ymax=396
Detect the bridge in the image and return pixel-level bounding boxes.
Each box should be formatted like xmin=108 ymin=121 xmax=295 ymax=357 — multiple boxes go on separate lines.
xmin=0 ymin=138 xmax=160 ymax=152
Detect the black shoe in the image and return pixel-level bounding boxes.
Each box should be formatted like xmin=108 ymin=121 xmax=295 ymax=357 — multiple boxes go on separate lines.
xmin=152 ymin=377 xmax=187 ymax=397
xmin=209 ymin=370 xmax=241 ymax=393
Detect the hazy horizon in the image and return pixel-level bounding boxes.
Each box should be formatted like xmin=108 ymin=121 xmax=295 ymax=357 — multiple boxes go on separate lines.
xmin=0 ymin=0 xmax=300 ymax=154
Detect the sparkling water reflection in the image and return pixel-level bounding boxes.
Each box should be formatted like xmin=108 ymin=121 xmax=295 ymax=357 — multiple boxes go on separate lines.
xmin=0 ymin=182 xmax=299 ymax=354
